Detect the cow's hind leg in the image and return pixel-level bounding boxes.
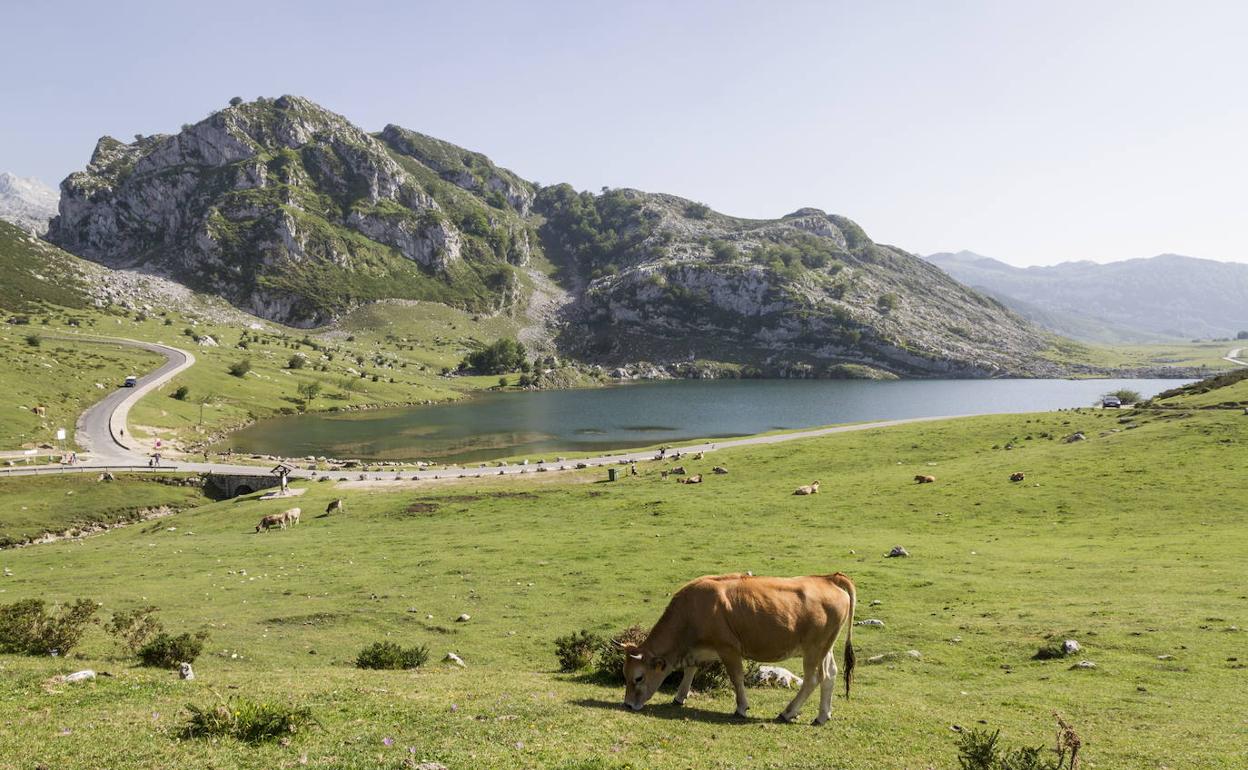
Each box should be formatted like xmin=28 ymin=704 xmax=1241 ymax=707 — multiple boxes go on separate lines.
xmin=673 ymin=666 xmax=697 ymax=706
xmin=719 ymin=652 xmax=749 ymax=718
xmin=813 ymin=647 xmax=839 ymax=725
xmin=778 ymin=652 xmax=822 ymax=723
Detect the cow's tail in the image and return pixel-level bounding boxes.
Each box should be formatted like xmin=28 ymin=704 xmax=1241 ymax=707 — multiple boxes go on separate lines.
xmin=830 ymin=572 xmax=856 ymax=699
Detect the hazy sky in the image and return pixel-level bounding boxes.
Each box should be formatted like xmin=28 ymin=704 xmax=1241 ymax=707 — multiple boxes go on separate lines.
xmin=4 ymin=0 xmax=1246 ymax=266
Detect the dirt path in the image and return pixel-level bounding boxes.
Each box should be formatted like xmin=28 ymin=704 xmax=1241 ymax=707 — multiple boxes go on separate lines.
xmin=1223 ymin=347 xmax=1248 ymax=367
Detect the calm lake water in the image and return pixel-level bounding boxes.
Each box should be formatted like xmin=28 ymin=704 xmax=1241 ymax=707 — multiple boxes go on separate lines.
xmin=218 ymin=378 xmax=1188 ymax=463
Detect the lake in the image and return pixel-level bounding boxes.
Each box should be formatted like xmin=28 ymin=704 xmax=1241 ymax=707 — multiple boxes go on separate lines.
xmin=216 ymin=378 xmax=1189 ymax=464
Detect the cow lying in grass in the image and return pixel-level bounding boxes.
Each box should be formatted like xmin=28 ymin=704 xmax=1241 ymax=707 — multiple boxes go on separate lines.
xmin=914 ymin=474 xmax=936 ymax=484
xmin=1009 ymin=472 xmax=1025 ymax=482
xmin=793 ymin=481 xmax=820 ymax=495
xmin=620 ymin=572 xmax=856 ymax=725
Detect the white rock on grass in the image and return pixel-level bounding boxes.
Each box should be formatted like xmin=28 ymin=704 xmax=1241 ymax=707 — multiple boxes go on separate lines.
xmin=1062 ymin=639 xmax=1081 ymax=655
xmin=1070 ymin=660 xmax=1097 ymax=669
xmin=443 ymin=652 xmax=466 ymax=668
xmin=64 ymin=670 xmax=96 ymax=683
xmin=856 ymin=618 xmax=885 ymax=628
xmin=747 ymin=665 xmax=802 ymax=688
xmin=456 ymin=613 xmax=471 ymax=622
xmin=887 ymin=546 xmax=910 ymax=558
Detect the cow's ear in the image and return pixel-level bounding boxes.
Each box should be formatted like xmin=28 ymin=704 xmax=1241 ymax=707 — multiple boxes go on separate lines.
xmin=651 ymin=656 xmax=667 ymax=671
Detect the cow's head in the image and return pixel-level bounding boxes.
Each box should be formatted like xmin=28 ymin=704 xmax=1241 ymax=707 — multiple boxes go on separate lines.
xmin=620 ymin=642 xmax=669 ymax=711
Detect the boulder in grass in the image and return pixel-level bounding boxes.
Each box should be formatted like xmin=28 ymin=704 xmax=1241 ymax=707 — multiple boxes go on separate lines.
xmin=887 ymin=545 xmax=910 ymax=558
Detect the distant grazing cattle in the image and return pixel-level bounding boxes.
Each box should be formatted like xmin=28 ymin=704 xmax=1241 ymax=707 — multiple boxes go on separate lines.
xmin=678 ymin=474 xmax=703 ymax=484
xmin=793 ymin=481 xmax=820 ymax=495
xmin=693 ymin=452 xmax=704 ymax=460
xmin=32 ymin=405 xmax=47 ymax=417
xmin=671 ymin=466 xmax=687 ymax=475
xmin=620 ymin=572 xmax=856 ymax=724
xmin=256 ymin=513 xmax=286 ymax=532
xmin=282 ymin=507 xmax=301 ymax=526
xmin=660 ymin=470 xmax=670 ymax=479
xmin=914 ymin=475 xmax=936 ymax=484
xmin=326 ymin=499 xmax=345 ymax=514
xmin=713 ymin=466 xmax=728 ymax=475
xmin=1009 ymin=472 xmax=1025 ymax=482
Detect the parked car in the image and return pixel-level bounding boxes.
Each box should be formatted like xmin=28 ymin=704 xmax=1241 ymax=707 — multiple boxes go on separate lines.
xmin=1102 ymin=395 xmax=1121 ymax=408
xmin=123 ymin=375 xmax=138 ymax=388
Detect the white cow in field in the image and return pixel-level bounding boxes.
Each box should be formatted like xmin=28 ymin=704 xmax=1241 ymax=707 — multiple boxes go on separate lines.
xmin=282 ymin=507 xmax=301 ymax=526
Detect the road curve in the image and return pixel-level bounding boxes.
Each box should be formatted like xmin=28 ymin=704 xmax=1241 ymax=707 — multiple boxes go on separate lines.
xmin=54 ymin=336 xmax=196 ymax=462
xmin=1223 ymin=347 xmax=1248 ymax=367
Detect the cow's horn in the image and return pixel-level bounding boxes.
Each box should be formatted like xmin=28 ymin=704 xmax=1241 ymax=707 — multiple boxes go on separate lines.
xmin=628 ymin=653 xmax=643 ymax=660
xmin=611 ymin=639 xmax=626 ymax=649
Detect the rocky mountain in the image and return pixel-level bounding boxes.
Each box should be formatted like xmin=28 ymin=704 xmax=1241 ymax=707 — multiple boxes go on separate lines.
xmin=48 ymin=96 xmax=534 ymax=326
xmin=47 ymin=95 xmax=1061 ymax=377
xmin=926 ymin=251 xmax=1248 ymax=343
xmin=0 ymin=172 xmax=58 ymax=234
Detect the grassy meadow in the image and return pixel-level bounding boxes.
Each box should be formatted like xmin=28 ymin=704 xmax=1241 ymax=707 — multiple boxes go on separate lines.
xmin=0 ymin=405 xmax=1245 ymax=769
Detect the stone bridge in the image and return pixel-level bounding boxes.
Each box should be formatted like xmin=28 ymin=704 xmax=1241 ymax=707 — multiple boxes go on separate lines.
xmin=204 ymin=472 xmax=285 ymax=498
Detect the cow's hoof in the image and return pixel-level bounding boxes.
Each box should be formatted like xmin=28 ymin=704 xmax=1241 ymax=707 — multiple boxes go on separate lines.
xmin=775 ymin=713 xmax=798 ymax=724
xmin=733 ymin=709 xmax=749 ymax=720
xmin=671 ymin=697 xmax=686 ymax=707
xmin=812 ymin=715 xmax=830 ymax=726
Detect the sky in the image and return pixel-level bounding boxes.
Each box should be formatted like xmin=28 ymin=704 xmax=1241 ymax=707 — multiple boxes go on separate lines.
xmin=4 ymin=0 xmax=1247 ymax=266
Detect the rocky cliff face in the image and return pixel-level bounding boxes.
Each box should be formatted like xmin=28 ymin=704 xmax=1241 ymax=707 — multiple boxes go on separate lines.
xmin=0 ymin=172 xmax=58 ymax=235
xmin=535 ymin=188 xmax=1058 ymax=377
xmin=48 ymin=96 xmax=527 ymax=326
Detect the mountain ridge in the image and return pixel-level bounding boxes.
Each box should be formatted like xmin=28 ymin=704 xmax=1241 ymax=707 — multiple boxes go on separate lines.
xmin=44 ymin=95 xmax=1063 ymax=377
xmin=925 ymin=250 xmax=1248 ymax=342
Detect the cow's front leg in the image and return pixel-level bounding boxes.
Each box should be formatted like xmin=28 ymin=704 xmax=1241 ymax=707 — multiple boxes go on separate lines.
xmin=672 ymin=666 xmax=697 ymax=706
xmin=720 ymin=653 xmax=749 ymax=718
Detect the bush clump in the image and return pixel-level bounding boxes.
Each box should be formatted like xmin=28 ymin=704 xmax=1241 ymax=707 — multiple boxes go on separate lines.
xmin=228 ymin=358 xmax=252 ymax=378
xmin=955 ymin=714 xmax=1081 ymax=770
xmin=355 ymin=640 xmax=429 ymax=670
xmin=0 ymin=598 xmax=98 ymax=656
xmin=137 ymin=630 xmax=209 ymax=668
xmin=180 ymin=697 xmax=316 ymax=743
xmin=105 ymin=605 xmax=163 ymax=652
xmin=554 ymin=629 xmax=604 ymax=672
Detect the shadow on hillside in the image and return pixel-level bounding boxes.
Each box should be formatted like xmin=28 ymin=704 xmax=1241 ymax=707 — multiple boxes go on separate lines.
xmin=572 ymin=697 xmax=764 ymax=724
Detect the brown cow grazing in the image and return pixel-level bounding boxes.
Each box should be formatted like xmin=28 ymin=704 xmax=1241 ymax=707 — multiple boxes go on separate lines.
xmin=1009 ymin=472 xmax=1025 ymax=482
xmin=793 ymin=481 xmax=820 ymax=495
xmin=677 ymin=474 xmax=703 ymax=484
xmin=671 ymin=466 xmax=687 ymax=475
xmin=914 ymin=475 xmax=936 ymax=484
xmin=325 ymin=499 xmax=345 ymax=515
xmin=282 ymin=507 xmax=301 ymax=527
xmin=621 ymin=573 xmax=856 ymax=724
xmin=256 ymin=513 xmax=286 ymax=532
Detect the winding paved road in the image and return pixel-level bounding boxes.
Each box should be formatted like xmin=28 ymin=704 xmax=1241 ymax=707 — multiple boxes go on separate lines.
xmin=1223 ymin=347 xmax=1248 ymax=367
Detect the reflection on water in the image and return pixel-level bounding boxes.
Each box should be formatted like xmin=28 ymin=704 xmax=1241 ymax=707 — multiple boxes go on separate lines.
xmin=218 ymin=377 xmax=1190 ymax=464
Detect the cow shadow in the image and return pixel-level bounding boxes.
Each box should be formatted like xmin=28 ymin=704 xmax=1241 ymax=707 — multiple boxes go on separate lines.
xmin=572 ymin=697 xmax=768 ymax=724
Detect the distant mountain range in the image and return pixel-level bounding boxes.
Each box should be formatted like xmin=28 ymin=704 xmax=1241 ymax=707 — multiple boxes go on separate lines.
xmin=924 ymin=251 xmax=1248 ymax=343
xmin=36 ymin=95 xmax=1066 ymax=377
xmin=0 ymin=172 xmax=58 ymax=234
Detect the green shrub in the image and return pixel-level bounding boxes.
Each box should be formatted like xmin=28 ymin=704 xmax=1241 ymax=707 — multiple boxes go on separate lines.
xmin=955 ymin=722 xmax=1080 ymax=770
xmin=684 ymin=201 xmax=711 ymax=219
xmin=105 ymin=605 xmax=163 ymax=652
xmin=228 ymin=358 xmax=252 ymax=378
xmin=461 ymin=338 xmax=527 ymax=374
xmin=137 ymin=630 xmax=209 ymax=668
xmin=0 ymin=598 xmax=99 ymax=655
xmin=554 ymin=630 xmax=603 ymax=672
xmin=24 ymin=333 xmax=40 ymax=347
xmin=180 ymin=697 xmax=316 ymax=743
xmin=287 ymin=354 xmax=306 ymax=370
xmin=1102 ymin=388 xmax=1142 ymax=405
xmin=172 ymin=386 xmax=190 ymax=401
xmin=355 ymin=640 xmax=429 ymax=670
